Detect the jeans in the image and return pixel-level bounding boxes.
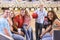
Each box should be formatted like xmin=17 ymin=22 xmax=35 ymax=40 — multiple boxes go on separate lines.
xmin=35 ymin=22 xmax=43 ymax=40
xmin=27 ymin=27 xmax=33 ymax=40
xmin=12 ymin=34 xmax=24 ymax=40
xmin=23 ymin=25 xmax=33 ymax=40
xmin=42 ymin=33 xmax=52 ymax=40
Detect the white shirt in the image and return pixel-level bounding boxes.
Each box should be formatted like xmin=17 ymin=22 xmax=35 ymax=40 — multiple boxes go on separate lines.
xmin=35 ymin=8 xmax=47 ymax=23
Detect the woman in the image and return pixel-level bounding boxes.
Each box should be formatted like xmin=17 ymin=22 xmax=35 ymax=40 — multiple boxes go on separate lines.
xmin=23 ymin=10 xmax=33 ymax=40
xmin=40 ymin=10 xmax=60 ymax=40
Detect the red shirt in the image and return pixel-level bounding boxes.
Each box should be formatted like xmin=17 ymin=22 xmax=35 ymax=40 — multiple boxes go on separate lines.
xmin=13 ymin=15 xmax=24 ymax=28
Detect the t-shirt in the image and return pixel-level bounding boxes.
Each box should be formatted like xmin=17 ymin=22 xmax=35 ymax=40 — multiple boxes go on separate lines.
xmin=0 ymin=17 xmax=12 ymax=37
xmin=35 ymin=9 xmax=47 ymax=23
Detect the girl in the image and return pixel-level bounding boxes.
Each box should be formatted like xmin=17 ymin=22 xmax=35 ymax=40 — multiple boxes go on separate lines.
xmin=40 ymin=10 xmax=60 ymax=40
xmin=23 ymin=10 xmax=33 ymax=40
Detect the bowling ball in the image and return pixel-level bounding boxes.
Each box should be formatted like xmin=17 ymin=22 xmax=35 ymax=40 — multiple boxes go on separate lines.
xmin=32 ymin=13 xmax=38 ymax=19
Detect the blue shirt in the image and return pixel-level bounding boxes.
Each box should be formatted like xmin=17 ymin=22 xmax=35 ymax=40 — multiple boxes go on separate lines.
xmin=0 ymin=17 xmax=12 ymax=36
xmin=35 ymin=9 xmax=47 ymax=23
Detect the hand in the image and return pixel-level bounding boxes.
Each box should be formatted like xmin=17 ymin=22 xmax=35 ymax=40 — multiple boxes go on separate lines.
xmin=26 ymin=25 xmax=30 ymax=30
xmin=26 ymin=26 xmax=29 ymax=29
xmin=19 ymin=31 xmax=24 ymax=36
xmin=40 ymin=34 xmax=43 ymax=38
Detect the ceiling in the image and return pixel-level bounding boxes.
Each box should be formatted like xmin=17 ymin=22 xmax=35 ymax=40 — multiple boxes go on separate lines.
xmin=0 ymin=0 xmax=60 ymax=7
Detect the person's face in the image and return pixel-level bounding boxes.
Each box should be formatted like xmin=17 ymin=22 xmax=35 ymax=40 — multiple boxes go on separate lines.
xmin=39 ymin=4 xmax=44 ymax=11
xmin=10 ymin=11 xmax=14 ymax=18
xmin=20 ymin=10 xmax=25 ymax=16
xmin=48 ymin=12 xmax=54 ymax=20
xmin=4 ymin=10 xmax=10 ymax=18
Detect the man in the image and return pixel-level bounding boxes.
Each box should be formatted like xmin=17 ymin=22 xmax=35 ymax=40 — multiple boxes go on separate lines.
xmin=34 ymin=4 xmax=47 ymax=40
xmin=0 ymin=9 xmax=24 ymax=40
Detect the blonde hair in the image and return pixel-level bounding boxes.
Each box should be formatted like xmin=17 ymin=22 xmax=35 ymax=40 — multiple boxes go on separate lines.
xmin=25 ymin=10 xmax=30 ymax=17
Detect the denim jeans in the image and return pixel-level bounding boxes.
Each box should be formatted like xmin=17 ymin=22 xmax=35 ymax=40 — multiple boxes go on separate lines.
xmin=27 ymin=27 xmax=33 ymax=40
xmin=12 ymin=34 xmax=24 ymax=40
xmin=23 ymin=25 xmax=33 ymax=40
xmin=42 ymin=33 xmax=52 ymax=40
xmin=35 ymin=22 xmax=43 ymax=40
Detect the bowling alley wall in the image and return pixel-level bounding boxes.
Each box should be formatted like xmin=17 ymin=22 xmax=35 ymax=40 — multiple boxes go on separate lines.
xmin=0 ymin=1 xmax=60 ymax=31
xmin=0 ymin=1 xmax=60 ymax=17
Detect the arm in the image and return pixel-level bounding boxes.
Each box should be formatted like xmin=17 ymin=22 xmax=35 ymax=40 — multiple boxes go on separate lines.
xmin=12 ymin=18 xmax=24 ymax=35
xmin=0 ymin=18 xmax=11 ymax=37
xmin=13 ymin=17 xmax=18 ymax=26
xmin=44 ymin=10 xmax=47 ymax=19
xmin=54 ymin=19 xmax=60 ymax=27
xmin=27 ymin=16 xmax=31 ymax=29
xmin=40 ymin=25 xmax=52 ymax=38
xmin=11 ymin=17 xmax=18 ymax=31
xmin=3 ymin=28 xmax=11 ymax=37
xmin=7 ymin=18 xmax=13 ymax=32
xmin=50 ymin=19 xmax=60 ymax=35
xmin=3 ymin=19 xmax=12 ymax=37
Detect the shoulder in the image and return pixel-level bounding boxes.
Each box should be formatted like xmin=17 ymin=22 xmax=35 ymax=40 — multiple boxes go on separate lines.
xmin=53 ymin=19 xmax=60 ymax=24
xmin=0 ymin=18 xmax=8 ymax=25
xmin=34 ymin=9 xmax=39 ymax=13
xmin=0 ymin=18 xmax=5 ymax=22
xmin=54 ymin=19 xmax=59 ymax=22
xmin=14 ymin=15 xmax=19 ymax=19
xmin=43 ymin=9 xmax=47 ymax=13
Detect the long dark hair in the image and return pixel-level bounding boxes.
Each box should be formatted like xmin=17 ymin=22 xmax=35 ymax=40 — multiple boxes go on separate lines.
xmin=47 ymin=10 xmax=58 ymax=24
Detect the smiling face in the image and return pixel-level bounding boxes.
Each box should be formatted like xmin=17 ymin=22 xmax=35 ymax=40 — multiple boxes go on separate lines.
xmin=47 ymin=11 xmax=58 ymax=21
xmin=3 ymin=10 xmax=10 ymax=18
xmin=10 ymin=11 xmax=15 ymax=18
xmin=39 ymin=4 xmax=44 ymax=11
xmin=20 ymin=9 xmax=25 ymax=16
xmin=48 ymin=12 xmax=54 ymax=21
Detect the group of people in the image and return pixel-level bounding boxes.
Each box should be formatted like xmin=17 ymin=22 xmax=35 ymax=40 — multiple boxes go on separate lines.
xmin=0 ymin=8 xmax=33 ymax=40
xmin=0 ymin=4 xmax=60 ymax=40
xmin=40 ymin=10 xmax=60 ymax=40
xmin=34 ymin=4 xmax=60 ymax=40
